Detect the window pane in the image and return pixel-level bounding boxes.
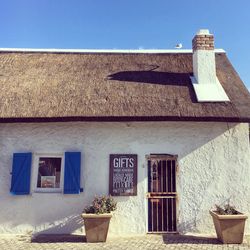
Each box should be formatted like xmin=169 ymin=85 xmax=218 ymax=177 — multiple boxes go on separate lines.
xmin=37 ymin=157 xmax=62 ymax=188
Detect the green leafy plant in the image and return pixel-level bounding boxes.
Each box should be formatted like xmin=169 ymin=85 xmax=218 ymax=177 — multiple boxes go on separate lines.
xmin=84 ymin=195 xmax=117 ymax=214
xmin=215 ymin=204 xmax=240 ymax=215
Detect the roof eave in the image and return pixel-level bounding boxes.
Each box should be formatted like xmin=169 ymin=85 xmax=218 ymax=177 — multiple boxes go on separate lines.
xmin=0 ymin=116 xmax=249 ymax=123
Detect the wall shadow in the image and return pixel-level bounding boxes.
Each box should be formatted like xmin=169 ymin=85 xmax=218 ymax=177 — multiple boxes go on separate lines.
xmin=32 ymin=214 xmax=84 ymax=236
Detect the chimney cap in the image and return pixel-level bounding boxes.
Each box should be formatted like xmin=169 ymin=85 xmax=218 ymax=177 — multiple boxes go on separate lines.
xmin=196 ymin=29 xmax=211 ymax=35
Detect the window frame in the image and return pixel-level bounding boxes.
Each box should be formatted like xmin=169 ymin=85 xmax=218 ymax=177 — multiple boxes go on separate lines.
xmin=31 ymin=153 xmax=65 ymax=193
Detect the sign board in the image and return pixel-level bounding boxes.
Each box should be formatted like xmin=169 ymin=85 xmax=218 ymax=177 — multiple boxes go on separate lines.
xmin=109 ymin=154 xmax=137 ymax=196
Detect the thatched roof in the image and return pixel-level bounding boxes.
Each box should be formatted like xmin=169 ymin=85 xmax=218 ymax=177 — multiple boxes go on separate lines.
xmin=0 ymin=50 xmax=250 ymax=122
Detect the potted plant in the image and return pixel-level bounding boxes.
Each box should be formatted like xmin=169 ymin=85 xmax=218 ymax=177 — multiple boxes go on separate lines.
xmin=210 ymin=204 xmax=248 ymax=244
xmin=81 ymin=195 xmax=117 ymax=243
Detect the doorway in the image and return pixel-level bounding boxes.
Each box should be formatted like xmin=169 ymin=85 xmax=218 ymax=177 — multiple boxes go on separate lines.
xmin=147 ymin=154 xmax=177 ymax=233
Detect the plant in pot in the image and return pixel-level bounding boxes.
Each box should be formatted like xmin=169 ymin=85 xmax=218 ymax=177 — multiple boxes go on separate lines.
xmin=81 ymin=195 xmax=117 ymax=243
xmin=210 ymin=203 xmax=248 ymax=244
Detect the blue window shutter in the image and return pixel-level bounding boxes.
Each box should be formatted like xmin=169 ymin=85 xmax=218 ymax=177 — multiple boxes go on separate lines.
xmin=10 ymin=153 xmax=32 ymax=195
xmin=64 ymin=152 xmax=81 ymax=194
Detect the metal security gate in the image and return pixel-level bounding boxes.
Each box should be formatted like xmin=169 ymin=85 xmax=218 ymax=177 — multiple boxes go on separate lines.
xmin=147 ymin=154 xmax=177 ymax=233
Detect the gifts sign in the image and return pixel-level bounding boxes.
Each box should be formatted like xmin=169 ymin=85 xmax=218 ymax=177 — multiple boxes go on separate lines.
xmin=109 ymin=154 xmax=137 ymax=196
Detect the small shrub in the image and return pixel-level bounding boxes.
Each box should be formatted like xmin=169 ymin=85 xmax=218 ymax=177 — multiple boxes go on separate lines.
xmin=215 ymin=204 xmax=240 ymax=215
xmin=84 ymin=195 xmax=117 ymax=214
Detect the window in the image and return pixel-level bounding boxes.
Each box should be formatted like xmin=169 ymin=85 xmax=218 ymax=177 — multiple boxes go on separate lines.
xmin=10 ymin=152 xmax=82 ymax=195
xmin=33 ymin=154 xmax=64 ymax=193
xmin=37 ymin=157 xmax=62 ymax=189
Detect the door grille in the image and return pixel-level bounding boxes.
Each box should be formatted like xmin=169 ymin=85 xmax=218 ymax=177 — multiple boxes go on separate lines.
xmin=147 ymin=154 xmax=177 ymax=233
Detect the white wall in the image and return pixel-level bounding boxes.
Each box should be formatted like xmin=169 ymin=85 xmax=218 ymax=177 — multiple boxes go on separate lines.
xmin=0 ymin=122 xmax=249 ymax=236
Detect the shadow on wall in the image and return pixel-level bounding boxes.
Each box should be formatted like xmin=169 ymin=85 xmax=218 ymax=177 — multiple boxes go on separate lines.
xmin=177 ymin=218 xmax=199 ymax=234
xmin=33 ymin=214 xmax=84 ymax=236
xmin=108 ymin=70 xmax=197 ymax=103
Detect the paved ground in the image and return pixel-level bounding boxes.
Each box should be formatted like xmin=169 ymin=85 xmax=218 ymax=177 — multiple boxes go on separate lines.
xmin=0 ymin=234 xmax=249 ymax=250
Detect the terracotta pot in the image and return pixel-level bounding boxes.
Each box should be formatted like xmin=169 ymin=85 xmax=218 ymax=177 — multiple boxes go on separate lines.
xmin=81 ymin=213 xmax=112 ymax=243
xmin=210 ymin=210 xmax=248 ymax=244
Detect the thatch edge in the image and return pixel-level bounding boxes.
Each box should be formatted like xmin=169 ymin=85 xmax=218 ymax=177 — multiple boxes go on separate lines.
xmin=0 ymin=116 xmax=249 ymax=123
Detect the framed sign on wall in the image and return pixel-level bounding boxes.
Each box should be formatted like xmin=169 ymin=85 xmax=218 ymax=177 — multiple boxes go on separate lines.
xmin=109 ymin=154 xmax=137 ymax=196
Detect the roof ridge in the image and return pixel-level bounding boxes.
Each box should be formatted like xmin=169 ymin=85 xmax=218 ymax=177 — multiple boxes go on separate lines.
xmin=0 ymin=48 xmax=226 ymax=54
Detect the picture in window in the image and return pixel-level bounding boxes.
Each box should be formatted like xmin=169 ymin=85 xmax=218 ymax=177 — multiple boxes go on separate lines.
xmin=37 ymin=157 xmax=62 ymax=188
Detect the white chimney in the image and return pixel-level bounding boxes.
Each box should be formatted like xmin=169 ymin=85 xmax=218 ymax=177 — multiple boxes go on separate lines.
xmin=190 ymin=29 xmax=230 ymax=102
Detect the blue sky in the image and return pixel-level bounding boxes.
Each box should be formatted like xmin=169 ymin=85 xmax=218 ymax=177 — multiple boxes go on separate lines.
xmin=0 ymin=0 xmax=250 ymax=90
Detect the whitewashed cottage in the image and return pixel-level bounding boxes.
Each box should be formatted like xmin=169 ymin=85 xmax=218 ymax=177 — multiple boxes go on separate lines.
xmin=0 ymin=29 xmax=250 ymax=236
